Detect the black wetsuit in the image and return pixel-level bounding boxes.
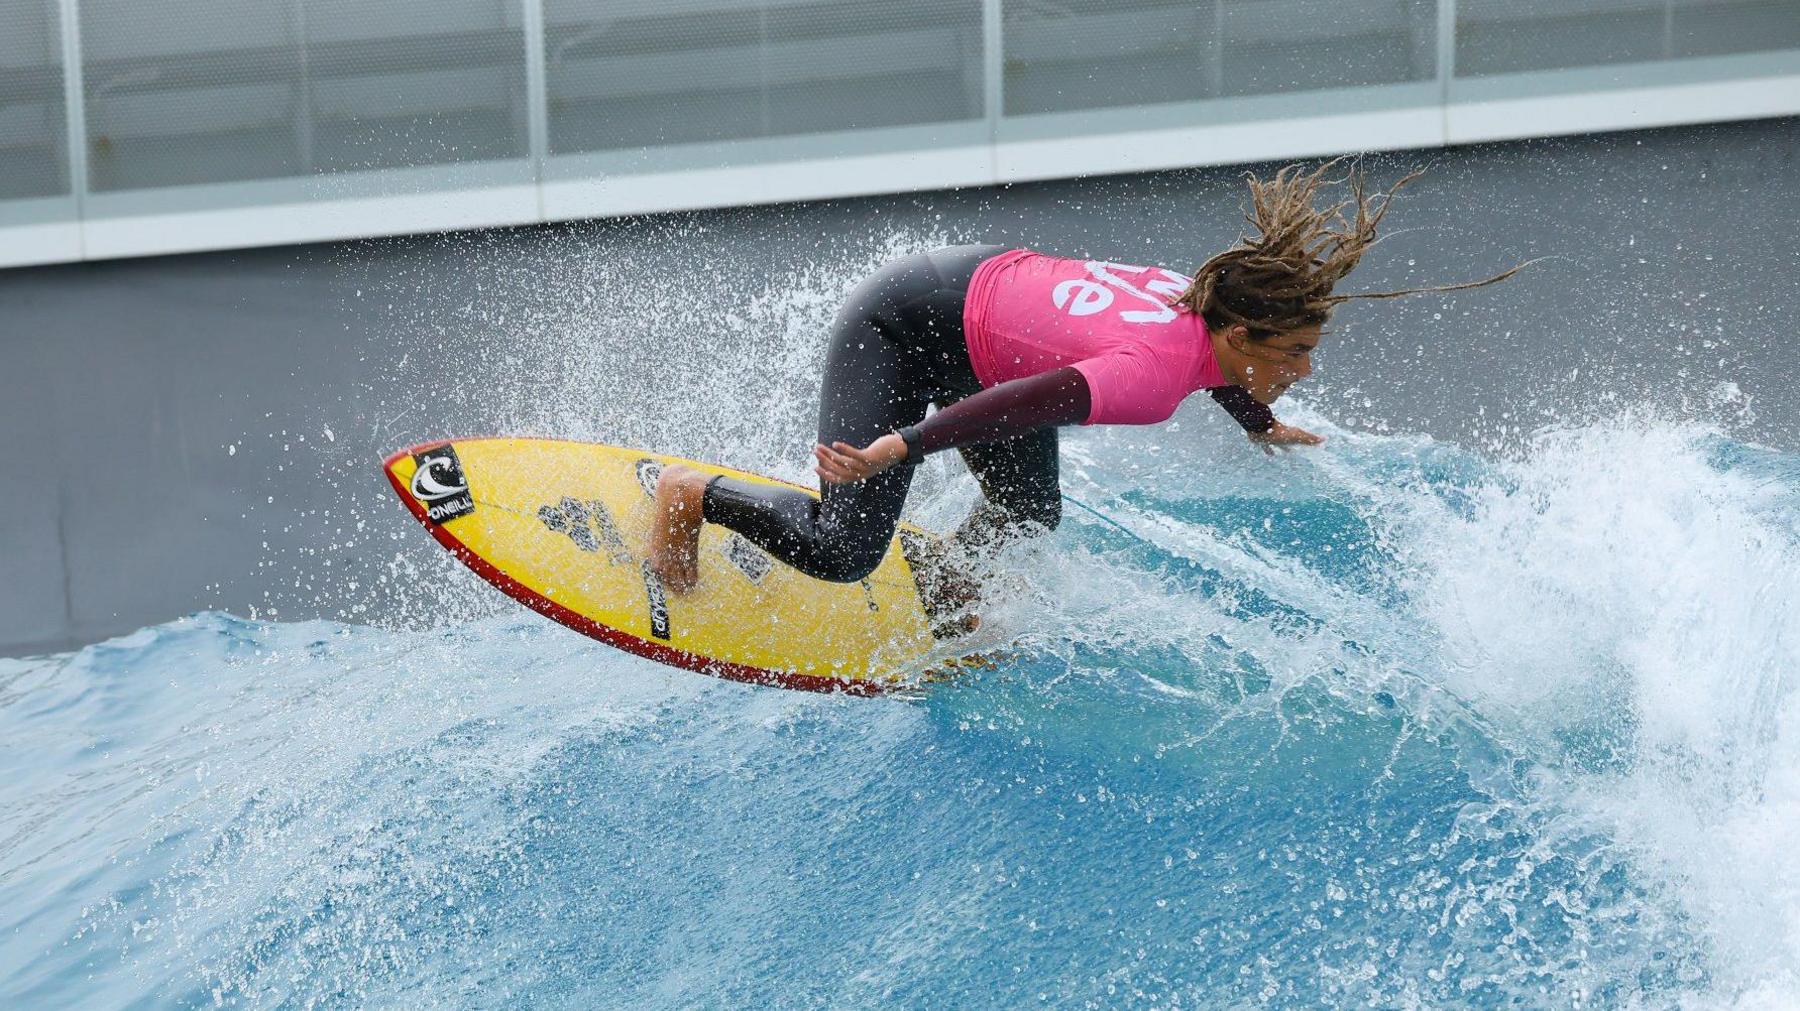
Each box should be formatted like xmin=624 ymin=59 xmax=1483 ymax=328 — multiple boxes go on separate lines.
xmin=700 ymin=245 xmax=1274 ymax=584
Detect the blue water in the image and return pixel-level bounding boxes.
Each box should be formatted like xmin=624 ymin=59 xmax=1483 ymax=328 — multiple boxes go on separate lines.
xmin=5 ymin=415 xmax=1799 ymax=1008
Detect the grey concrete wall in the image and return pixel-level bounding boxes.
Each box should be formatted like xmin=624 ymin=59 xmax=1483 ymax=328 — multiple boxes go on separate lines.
xmin=3 ymin=117 xmax=1796 ymax=655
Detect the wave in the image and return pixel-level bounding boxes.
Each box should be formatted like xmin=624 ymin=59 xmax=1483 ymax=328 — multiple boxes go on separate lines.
xmin=3 ymin=413 xmax=1795 ymax=1007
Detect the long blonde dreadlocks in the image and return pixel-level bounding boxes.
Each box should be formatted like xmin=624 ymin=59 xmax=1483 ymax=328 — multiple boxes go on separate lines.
xmin=1172 ymin=159 xmax=1528 ymax=337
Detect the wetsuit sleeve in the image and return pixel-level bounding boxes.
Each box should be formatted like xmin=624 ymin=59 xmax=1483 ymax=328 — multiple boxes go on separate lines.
xmin=1207 ymin=385 xmax=1277 ymax=434
xmin=898 ymin=367 xmax=1091 ymax=458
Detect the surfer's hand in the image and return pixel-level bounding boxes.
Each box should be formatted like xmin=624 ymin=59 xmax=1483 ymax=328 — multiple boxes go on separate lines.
xmin=1248 ymin=422 xmax=1324 ymax=455
xmin=815 ymin=433 xmax=908 ymax=485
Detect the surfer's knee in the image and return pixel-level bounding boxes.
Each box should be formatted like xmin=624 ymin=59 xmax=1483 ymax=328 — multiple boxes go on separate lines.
xmin=811 ymin=551 xmax=885 ymax=584
xmin=810 ymin=534 xmax=890 ymax=583
xmin=659 ymin=464 xmax=710 ymax=501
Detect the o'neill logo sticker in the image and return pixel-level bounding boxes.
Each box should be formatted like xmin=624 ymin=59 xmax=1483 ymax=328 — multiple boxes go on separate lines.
xmin=639 ymin=562 xmax=672 ymax=640
xmin=410 ymin=446 xmax=475 ymax=525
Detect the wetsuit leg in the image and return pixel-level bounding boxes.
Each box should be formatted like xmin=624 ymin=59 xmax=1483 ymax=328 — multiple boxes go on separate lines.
xmin=952 ymin=425 xmax=1063 ymax=553
xmin=701 ymin=252 xmax=958 ymax=583
xmin=920 ymin=244 xmax=1064 ymax=554
xmin=892 ymin=399 xmax=1061 ymax=620
xmin=897 ymin=244 xmax=1003 ymax=389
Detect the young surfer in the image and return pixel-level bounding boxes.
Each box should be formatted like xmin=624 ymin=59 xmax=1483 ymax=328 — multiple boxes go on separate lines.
xmin=648 ymin=162 xmax=1521 ymax=595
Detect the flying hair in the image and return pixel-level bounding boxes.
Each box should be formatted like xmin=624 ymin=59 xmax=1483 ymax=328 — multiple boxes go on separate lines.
xmin=1172 ymin=159 xmax=1530 ymax=337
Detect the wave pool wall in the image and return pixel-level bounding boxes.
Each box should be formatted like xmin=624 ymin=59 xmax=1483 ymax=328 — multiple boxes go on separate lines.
xmin=1 ymin=115 xmax=1797 ymax=657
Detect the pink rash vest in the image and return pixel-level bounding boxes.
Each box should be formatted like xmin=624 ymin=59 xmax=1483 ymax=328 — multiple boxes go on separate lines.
xmin=962 ymin=249 xmax=1228 ymax=425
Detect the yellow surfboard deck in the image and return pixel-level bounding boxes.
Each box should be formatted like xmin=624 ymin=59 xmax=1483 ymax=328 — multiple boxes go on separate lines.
xmin=382 ymin=437 xmax=954 ymax=695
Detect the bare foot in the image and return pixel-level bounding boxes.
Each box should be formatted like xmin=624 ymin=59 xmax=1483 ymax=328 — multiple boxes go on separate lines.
xmin=648 ymin=464 xmax=709 ymax=594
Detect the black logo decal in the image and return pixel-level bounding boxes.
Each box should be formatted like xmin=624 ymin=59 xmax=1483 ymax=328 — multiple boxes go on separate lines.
xmin=411 ymin=446 xmax=474 ymax=525
xmin=538 ymin=497 xmax=629 ymax=562
xmin=634 ymin=459 xmax=662 ymax=500
xmin=639 ymin=562 xmax=672 ymax=640
xmin=723 ymin=535 xmax=773 ymax=584
xmin=588 ymin=499 xmax=627 ymax=553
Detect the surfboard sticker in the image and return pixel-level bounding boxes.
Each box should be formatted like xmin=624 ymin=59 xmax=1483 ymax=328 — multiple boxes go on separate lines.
xmin=638 ymin=562 xmax=672 ymax=641
xmin=382 ymin=437 xmax=953 ymax=695
xmin=409 ymin=445 xmax=474 ymax=525
xmin=724 ymin=535 xmax=774 ymax=584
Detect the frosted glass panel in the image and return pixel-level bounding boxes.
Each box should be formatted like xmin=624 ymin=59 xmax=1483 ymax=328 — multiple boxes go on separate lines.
xmin=1457 ymin=0 xmax=1800 ymax=76
xmin=79 ymin=0 xmax=529 ymax=192
xmin=545 ymin=0 xmax=984 ymax=154
xmin=0 ymin=0 xmax=67 ymax=200
xmin=1002 ymin=0 xmax=1437 ymax=117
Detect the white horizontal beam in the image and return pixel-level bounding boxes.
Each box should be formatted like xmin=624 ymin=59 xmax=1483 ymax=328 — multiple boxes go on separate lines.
xmin=1446 ymin=72 xmax=1800 ymax=144
xmin=991 ymin=107 xmax=1446 ymax=186
xmin=76 ymin=184 xmax=539 ymax=262
xmin=540 ymin=144 xmax=995 ymax=223
xmin=0 ymin=220 xmax=83 ymax=269
xmin=1 ymin=71 xmax=1796 ymax=267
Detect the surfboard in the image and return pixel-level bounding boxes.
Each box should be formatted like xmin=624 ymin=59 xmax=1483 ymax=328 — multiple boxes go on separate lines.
xmin=381 ymin=437 xmax=968 ymax=695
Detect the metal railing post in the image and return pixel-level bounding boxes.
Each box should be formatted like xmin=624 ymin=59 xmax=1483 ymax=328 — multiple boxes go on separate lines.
xmin=523 ymin=0 xmax=549 ymax=218
xmin=1438 ymin=0 xmax=1458 ymax=139
xmin=58 ymin=0 xmax=88 ymax=253
xmin=983 ymin=0 xmax=1002 ymax=137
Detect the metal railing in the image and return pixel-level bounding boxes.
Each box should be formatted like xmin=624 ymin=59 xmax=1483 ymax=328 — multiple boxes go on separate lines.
xmin=1 ymin=0 xmax=1796 ymax=267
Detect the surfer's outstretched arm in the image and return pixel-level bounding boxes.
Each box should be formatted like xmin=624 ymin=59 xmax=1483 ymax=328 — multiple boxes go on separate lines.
xmin=812 ymin=361 xmax=1318 ymax=485
xmin=813 ymin=367 xmax=1088 ymax=483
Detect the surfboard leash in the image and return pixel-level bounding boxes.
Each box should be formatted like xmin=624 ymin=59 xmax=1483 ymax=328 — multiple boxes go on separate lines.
xmin=1060 ymin=492 xmax=1156 ymax=547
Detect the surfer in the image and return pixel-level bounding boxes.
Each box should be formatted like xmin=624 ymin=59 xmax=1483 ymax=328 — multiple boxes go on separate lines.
xmin=649 ymin=162 xmax=1521 ymax=595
